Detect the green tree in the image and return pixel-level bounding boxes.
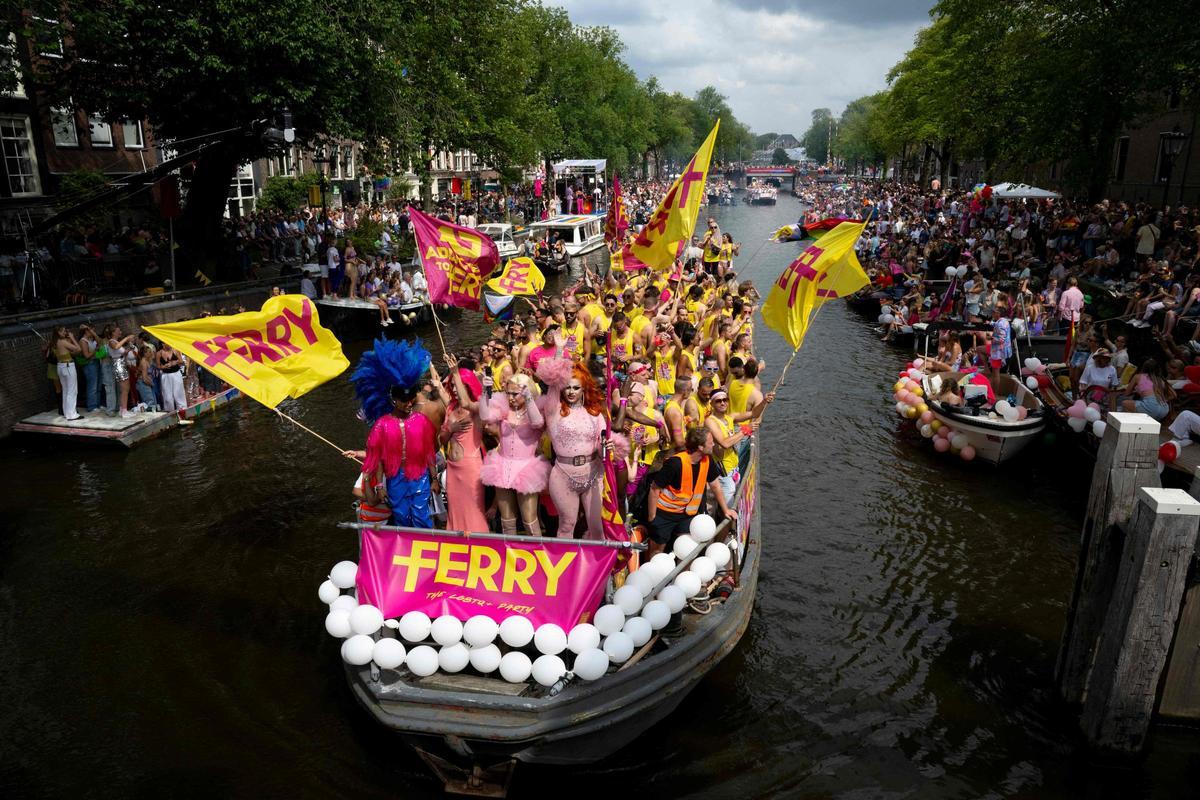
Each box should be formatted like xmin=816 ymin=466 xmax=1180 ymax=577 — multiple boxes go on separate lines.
xmin=832 ymin=93 xmax=888 ymax=175
xmin=755 ymin=132 xmax=779 ymax=149
xmin=801 ymin=108 xmax=835 ymax=166
xmin=771 ymin=147 xmax=792 ymax=165
xmin=55 ymin=169 xmax=112 ymax=231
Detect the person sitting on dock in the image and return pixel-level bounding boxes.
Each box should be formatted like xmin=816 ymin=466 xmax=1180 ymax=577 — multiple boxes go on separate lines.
xmin=1079 ymin=348 xmax=1118 ymax=408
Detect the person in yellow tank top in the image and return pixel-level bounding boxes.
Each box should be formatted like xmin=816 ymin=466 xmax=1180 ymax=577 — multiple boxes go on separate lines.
xmin=727 ymin=356 xmax=754 ymax=416
xmin=654 ymin=345 xmax=677 ymax=397
xmin=589 ymin=294 xmax=616 ymax=358
xmin=607 ymin=312 xmax=638 ymax=369
xmin=705 ymin=386 xmax=774 ymax=503
xmin=486 ymin=341 xmax=513 ymax=396
xmin=662 ymin=382 xmax=692 ymax=452
xmin=561 ymin=302 xmax=590 ymax=363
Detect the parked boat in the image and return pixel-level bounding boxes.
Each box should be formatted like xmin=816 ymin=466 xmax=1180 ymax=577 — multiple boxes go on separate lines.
xmin=527 ymin=215 xmax=606 ymax=258
xmin=340 ymin=445 xmax=763 ymax=795
xmin=921 ymin=371 xmax=1047 ymax=464
xmin=749 ymin=186 xmax=777 ymax=205
xmin=315 ymin=296 xmax=432 ymax=336
xmin=477 ymin=223 xmax=528 ymax=261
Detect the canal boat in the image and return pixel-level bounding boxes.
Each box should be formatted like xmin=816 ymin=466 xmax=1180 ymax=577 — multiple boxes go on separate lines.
xmin=749 ymin=186 xmax=777 ymax=205
xmin=526 ymin=215 xmax=606 ymax=258
xmin=340 ymin=445 xmax=763 ymax=795
xmin=314 ymin=296 xmax=432 ymax=335
xmin=922 ymin=371 xmax=1047 ymax=464
xmin=477 ymin=223 xmax=528 ymax=261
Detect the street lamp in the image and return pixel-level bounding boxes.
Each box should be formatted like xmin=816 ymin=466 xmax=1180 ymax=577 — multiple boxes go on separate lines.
xmin=311 ymin=142 xmax=331 ymax=229
xmin=1161 ymin=128 xmax=1188 ymax=207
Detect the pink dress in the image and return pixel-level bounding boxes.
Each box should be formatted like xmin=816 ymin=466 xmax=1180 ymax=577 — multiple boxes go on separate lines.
xmin=478 ymin=393 xmax=551 ymax=494
xmin=442 ymin=408 xmax=489 ymax=531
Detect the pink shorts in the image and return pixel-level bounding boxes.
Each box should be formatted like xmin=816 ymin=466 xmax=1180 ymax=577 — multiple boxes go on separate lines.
xmin=989 ymin=358 xmax=1004 ymax=370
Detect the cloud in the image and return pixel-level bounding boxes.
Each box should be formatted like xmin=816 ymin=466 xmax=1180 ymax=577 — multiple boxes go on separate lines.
xmin=554 ymin=0 xmax=932 ymax=137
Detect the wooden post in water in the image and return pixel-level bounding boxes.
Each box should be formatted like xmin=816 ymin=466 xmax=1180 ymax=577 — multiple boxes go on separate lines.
xmin=1079 ymin=487 xmax=1200 ymax=751
xmin=1157 ymin=468 xmax=1200 ymax=720
xmin=1057 ymin=412 xmax=1161 ymax=705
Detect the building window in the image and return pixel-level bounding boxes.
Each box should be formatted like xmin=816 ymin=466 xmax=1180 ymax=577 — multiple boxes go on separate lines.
xmin=52 ymin=107 xmax=78 ymax=146
xmin=1113 ymin=136 xmax=1130 ymax=182
xmin=1 ymin=116 xmax=42 ymax=196
xmin=121 ymin=120 xmax=143 ymax=149
xmin=32 ymin=16 xmax=64 ymax=59
xmin=330 ymin=145 xmax=341 ymax=179
xmin=1156 ymin=136 xmax=1173 ymax=184
xmin=88 ymin=116 xmax=113 ymax=148
xmin=2 ymin=32 xmax=23 ymax=98
xmin=343 ymin=144 xmax=354 ymax=178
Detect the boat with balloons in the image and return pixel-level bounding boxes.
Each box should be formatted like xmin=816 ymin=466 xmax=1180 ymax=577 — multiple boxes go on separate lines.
xmin=317 ymin=445 xmax=762 ymax=793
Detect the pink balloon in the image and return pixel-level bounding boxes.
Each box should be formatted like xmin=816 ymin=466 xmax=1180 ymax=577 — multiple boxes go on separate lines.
xmin=1087 ymin=402 xmax=1101 ymax=412
xmin=1016 ymin=406 xmax=1028 ymax=420
xmin=920 ymin=411 xmax=934 ymax=424
xmin=1035 ymin=365 xmax=1047 ymax=374
xmin=1067 ymin=402 xmax=1086 ymax=419
xmin=960 ymin=445 xmax=977 ymax=461
xmin=894 ymin=391 xmax=905 ymax=403
xmin=933 ymin=437 xmax=951 ymax=453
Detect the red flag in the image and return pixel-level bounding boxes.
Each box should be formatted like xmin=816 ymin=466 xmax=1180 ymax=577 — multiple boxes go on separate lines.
xmin=601 ymin=331 xmax=630 ymax=565
xmin=604 ymin=173 xmax=629 ymax=246
xmin=609 ymin=241 xmax=653 ymax=272
xmin=409 ymin=206 xmax=498 ymax=311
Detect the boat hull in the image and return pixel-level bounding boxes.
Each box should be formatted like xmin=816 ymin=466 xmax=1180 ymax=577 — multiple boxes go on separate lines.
xmin=927 ymin=409 xmax=1045 ymax=464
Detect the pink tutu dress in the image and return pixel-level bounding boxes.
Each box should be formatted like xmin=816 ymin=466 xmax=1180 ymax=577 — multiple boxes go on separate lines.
xmin=478 ymin=393 xmax=551 ymax=494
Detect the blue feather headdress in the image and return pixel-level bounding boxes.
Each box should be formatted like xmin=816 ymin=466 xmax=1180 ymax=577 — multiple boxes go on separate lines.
xmin=351 ymin=338 xmax=431 ymax=422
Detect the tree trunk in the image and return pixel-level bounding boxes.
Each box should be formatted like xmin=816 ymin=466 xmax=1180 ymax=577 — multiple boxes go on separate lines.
xmin=938 ymin=138 xmax=953 ymax=189
xmin=419 ymin=155 xmax=433 ymax=213
xmin=177 ymin=142 xmax=241 ymax=281
xmin=1087 ymin=107 xmax=1122 ymax=203
xmin=917 ymin=142 xmax=933 ymax=188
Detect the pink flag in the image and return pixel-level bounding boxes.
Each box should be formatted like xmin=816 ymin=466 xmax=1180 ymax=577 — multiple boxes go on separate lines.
xmin=356 ymin=527 xmax=617 ymax=628
xmin=601 ymin=332 xmax=631 ymax=567
xmin=409 ymin=206 xmax=499 ymax=311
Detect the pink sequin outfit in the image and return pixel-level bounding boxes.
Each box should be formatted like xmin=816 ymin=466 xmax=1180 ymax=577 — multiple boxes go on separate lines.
xmin=361 ymin=412 xmax=436 ymax=481
xmin=537 ymin=357 xmax=606 ymax=539
xmin=478 ymin=393 xmax=551 ymax=494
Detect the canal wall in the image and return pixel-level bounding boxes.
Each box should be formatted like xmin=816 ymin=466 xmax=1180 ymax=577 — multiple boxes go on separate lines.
xmin=0 ymin=280 xmax=296 ymax=439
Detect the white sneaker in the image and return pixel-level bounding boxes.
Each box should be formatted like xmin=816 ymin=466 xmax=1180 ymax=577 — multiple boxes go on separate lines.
xmin=381 ymin=318 xmax=391 ymax=326
xmin=120 ymin=410 xmax=135 ymax=418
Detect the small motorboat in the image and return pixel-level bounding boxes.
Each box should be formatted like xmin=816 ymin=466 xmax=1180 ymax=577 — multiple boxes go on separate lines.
xmin=921 ymin=371 xmax=1047 ymax=464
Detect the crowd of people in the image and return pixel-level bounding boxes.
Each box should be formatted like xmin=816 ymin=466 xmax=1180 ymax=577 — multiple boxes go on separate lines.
xmin=348 ymin=214 xmax=773 ymax=554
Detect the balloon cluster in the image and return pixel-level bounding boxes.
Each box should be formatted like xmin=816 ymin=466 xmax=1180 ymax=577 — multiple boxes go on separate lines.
xmin=972 ymin=183 xmax=993 ymax=201
xmin=316 ymin=514 xmax=734 ymax=687
xmin=929 ymin=424 xmax=977 ymax=460
xmin=993 ymin=399 xmax=1029 ymax=423
xmin=1065 ymin=399 xmax=1105 ymax=436
xmin=944 ymin=265 xmax=969 ymax=279
xmin=893 ymin=360 xmax=929 ymax=421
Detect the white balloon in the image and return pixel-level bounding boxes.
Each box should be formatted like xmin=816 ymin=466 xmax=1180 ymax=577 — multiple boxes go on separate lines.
xmin=318 ymin=580 xmax=340 ymax=604
xmin=499 ymin=651 xmax=532 ymax=683
xmin=349 ymin=604 xmax=385 ymax=636
xmin=1092 ymin=420 xmax=1107 ymax=438
xmin=623 ymin=616 xmax=653 ymax=647
xmin=920 ymin=423 xmax=934 ymax=438
xmin=705 ymin=542 xmax=731 ymax=569
xmin=950 ymin=433 xmax=968 ymax=450
xmin=593 ymin=604 xmax=626 ymax=636
xmin=1029 ymin=357 xmax=1042 ymax=369
xmin=690 ymin=514 xmax=718 ymax=543
xmin=406 ymin=645 xmax=439 ymax=677
xmin=572 ymin=648 xmax=610 ymax=681
xmin=498 ymin=616 xmax=535 ymax=647
xmin=690 ymin=556 xmax=717 ymax=583
xmin=567 ymin=623 xmax=601 ymax=655
xmin=881 ymin=314 xmax=896 ymax=325
xmin=1002 ymin=408 xmax=1020 ymax=423
xmin=657 ymin=584 xmax=687 ymax=614
xmin=398 ymin=611 xmax=432 ymax=643
xmin=674 ymin=570 xmax=702 ymax=598
xmin=330 ymin=595 xmax=358 ymax=613
xmin=1068 ymin=416 xmax=1087 ymax=433
xmin=672 ymin=534 xmax=698 ymax=560
xmin=372 ymin=637 xmax=406 ymax=669
xmin=463 ymin=615 xmax=499 ymax=648
xmin=642 ymin=600 xmax=671 ymax=630
xmin=640 ymin=559 xmax=672 ymax=585
xmin=944 ymin=266 xmax=956 ymax=278
xmin=613 ymin=585 xmax=643 ymax=616
xmin=329 ymin=560 xmax=358 ymax=589
xmin=995 ymin=400 xmax=1012 ymax=415
xmin=438 ymin=643 xmax=470 ymax=673
xmin=956 ymin=265 xmax=969 ymax=278
xmin=625 ymin=568 xmax=658 ymax=597
xmin=325 ymin=609 xmax=353 ymax=638
xmin=532 ymin=654 xmax=567 ymax=687
xmin=342 ymin=634 xmax=375 ymax=666
xmin=533 ymin=623 xmax=568 ymax=656
xmin=603 ymin=631 xmax=635 ymax=663
xmin=650 ymin=553 xmax=677 ymax=570
xmin=1084 ymin=407 xmax=1101 ymax=423
xmin=431 ymin=615 xmax=463 ymax=646
xmin=1025 ymin=376 xmax=1039 ymax=391
xmin=468 ymin=644 xmax=502 ymax=674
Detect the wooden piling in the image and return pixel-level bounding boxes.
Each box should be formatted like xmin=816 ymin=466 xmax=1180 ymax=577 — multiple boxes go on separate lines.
xmin=1158 ymin=468 xmax=1200 ymax=720
xmin=1079 ymin=488 xmax=1200 ymax=751
xmin=1057 ymin=412 xmax=1161 ymax=705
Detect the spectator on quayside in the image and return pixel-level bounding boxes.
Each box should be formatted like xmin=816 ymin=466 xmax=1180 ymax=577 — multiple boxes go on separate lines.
xmin=50 ymin=326 xmax=82 ymax=420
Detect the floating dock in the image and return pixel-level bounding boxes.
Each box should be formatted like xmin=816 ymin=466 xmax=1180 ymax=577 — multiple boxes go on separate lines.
xmin=12 ymin=386 xmax=241 ymax=448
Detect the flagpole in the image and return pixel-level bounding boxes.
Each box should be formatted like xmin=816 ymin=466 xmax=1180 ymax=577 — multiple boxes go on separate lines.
xmin=273 ymin=407 xmax=363 ymax=464
xmin=408 ymin=203 xmax=451 ymax=357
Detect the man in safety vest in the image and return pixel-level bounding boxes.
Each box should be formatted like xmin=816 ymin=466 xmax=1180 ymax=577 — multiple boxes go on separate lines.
xmin=646 ymin=425 xmax=737 ymax=556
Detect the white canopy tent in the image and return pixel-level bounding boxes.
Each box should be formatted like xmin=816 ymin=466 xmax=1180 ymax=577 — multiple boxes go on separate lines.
xmin=550 ymin=159 xmax=608 ymax=214
xmin=990 ymin=182 xmax=1061 ymax=200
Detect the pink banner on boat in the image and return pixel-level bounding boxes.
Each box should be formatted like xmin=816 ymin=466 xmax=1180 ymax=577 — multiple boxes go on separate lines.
xmin=356 ymin=528 xmax=617 ymax=628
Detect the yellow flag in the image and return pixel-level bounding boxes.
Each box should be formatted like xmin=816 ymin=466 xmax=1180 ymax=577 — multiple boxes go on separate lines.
xmin=486 ymin=256 xmax=545 ymax=297
xmin=145 ymin=295 xmax=349 ymax=408
xmin=761 ymin=221 xmax=869 ymax=349
xmin=630 ymin=120 xmax=720 ymax=270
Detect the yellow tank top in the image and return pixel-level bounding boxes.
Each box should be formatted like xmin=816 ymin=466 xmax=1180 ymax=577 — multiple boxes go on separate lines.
xmin=729 ymin=378 xmax=753 ymax=416
xmin=582 ymin=301 xmax=603 ymax=323
xmin=709 ymin=413 xmax=739 ymax=473
xmin=489 ymin=359 xmax=511 ymax=391
xmin=702 ymin=233 xmax=721 ymax=263
xmin=562 ymin=321 xmax=588 ymax=361
xmin=690 ymin=398 xmax=709 ymax=427
xmin=592 ymin=312 xmax=612 ymax=356
xmin=630 ymin=314 xmax=652 ymax=341
xmin=720 ymin=242 xmax=734 ymax=261
xmin=664 ymin=397 xmax=689 ymax=443
xmin=627 ymin=403 xmax=662 ymax=465
xmin=609 ymin=329 xmax=635 ymax=362
xmin=655 ymin=351 xmax=676 ymax=395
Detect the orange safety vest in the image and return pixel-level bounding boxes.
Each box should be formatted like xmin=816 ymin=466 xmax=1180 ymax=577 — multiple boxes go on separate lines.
xmin=655 ymin=453 xmax=710 ymax=515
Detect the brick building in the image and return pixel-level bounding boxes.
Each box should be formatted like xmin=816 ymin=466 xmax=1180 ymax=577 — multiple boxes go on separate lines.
xmin=0 ymin=22 xmax=158 ymax=243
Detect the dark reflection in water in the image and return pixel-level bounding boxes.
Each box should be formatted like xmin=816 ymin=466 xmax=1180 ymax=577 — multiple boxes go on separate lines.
xmin=1 ymin=195 xmax=1197 ymax=798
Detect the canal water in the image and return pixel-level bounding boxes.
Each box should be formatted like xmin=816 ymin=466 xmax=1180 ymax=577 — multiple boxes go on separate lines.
xmin=2 ymin=195 xmax=1197 ymax=798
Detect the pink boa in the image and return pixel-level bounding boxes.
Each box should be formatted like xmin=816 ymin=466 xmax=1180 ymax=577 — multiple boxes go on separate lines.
xmin=535 ymin=355 xmax=574 ymax=389
xmin=608 ymin=432 xmax=630 ymax=462
xmin=362 ymin=412 xmax=436 ymax=481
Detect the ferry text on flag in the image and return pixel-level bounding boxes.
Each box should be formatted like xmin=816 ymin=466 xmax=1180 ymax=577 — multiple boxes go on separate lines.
xmin=630 ymin=120 xmax=720 ymax=271
xmin=486 ymin=257 xmax=545 ymax=297
xmin=145 ymin=295 xmax=349 ymax=408
xmin=409 ymin=206 xmax=499 ymax=311
xmin=761 ymin=221 xmax=870 ymax=349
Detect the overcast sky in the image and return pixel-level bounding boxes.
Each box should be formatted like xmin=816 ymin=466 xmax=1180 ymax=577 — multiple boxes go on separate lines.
xmin=555 ymin=0 xmax=935 ymax=138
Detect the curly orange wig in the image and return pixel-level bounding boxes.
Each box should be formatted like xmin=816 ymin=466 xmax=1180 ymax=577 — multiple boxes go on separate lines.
xmin=559 ymin=364 xmax=605 ymax=417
